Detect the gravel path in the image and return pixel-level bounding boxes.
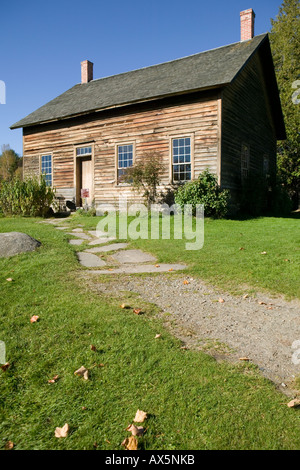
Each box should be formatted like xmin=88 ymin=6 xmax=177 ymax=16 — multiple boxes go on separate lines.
xmin=88 ymin=273 xmax=300 ymax=390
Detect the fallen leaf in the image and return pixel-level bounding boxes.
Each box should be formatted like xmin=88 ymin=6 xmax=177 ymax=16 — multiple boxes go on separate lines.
xmin=1 ymin=362 xmax=10 ymax=372
xmin=155 ymin=334 xmax=161 ymax=339
xmin=6 ymin=278 xmax=13 ymax=282
xmin=239 ymin=247 xmax=245 ymax=251
xmin=287 ymin=399 xmax=300 ymax=408
xmin=243 ymin=294 xmax=249 ymax=299
xmin=48 ymin=374 xmax=59 ymax=384
xmin=90 ymin=345 xmax=97 ymax=351
xmin=218 ymin=298 xmax=225 ymax=303
xmin=168 ymin=268 xmax=174 ymax=272
xmin=74 ymin=366 xmax=89 ymax=380
xmin=260 ymin=251 xmax=267 ymax=255
xmin=239 ymin=357 xmax=250 ymax=361
xmin=82 ymin=406 xmax=87 ymax=410
xmin=4 ymin=440 xmax=14 ymax=450
xmin=155 ymin=264 xmax=160 ymax=268
xmin=133 ymin=308 xmax=142 ymax=315
xmin=126 ymin=424 xmax=145 ymax=436
xmin=93 ymin=442 xmax=98 ymax=448
xmin=134 ymin=409 xmax=148 ymax=423
xmin=258 ymin=301 xmax=267 ymax=305
xmin=30 ymin=315 xmax=39 ymax=323
xmin=183 ymin=280 xmax=189 ymax=285
xmin=98 ymin=363 xmax=105 ymax=368
xmin=55 ymin=423 xmax=69 ymax=438
xmin=121 ymin=436 xmax=138 ymax=450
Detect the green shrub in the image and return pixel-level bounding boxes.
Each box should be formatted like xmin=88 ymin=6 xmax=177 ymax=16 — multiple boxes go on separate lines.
xmin=0 ymin=175 xmax=55 ymax=217
xmin=174 ymin=169 xmax=229 ymax=218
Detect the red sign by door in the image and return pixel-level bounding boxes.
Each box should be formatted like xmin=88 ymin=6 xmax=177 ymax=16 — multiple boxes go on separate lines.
xmin=81 ymin=188 xmax=90 ymax=198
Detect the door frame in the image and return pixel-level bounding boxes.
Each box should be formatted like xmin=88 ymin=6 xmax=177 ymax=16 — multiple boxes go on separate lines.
xmin=73 ymin=143 xmax=95 ymax=207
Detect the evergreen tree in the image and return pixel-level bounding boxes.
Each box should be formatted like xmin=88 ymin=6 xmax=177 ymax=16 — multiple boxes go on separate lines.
xmin=270 ymin=0 xmax=300 ymax=208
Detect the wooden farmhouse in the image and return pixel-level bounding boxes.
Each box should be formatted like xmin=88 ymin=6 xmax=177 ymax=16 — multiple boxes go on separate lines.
xmin=11 ymin=9 xmax=285 ymax=212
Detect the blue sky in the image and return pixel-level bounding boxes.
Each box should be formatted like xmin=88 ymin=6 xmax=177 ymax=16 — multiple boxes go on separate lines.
xmin=1 ymin=0 xmax=281 ymax=155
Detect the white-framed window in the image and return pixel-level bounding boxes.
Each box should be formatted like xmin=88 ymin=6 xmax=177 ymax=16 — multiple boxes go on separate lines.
xmin=41 ymin=154 xmax=52 ymax=186
xmin=117 ymin=143 xmax=134 ymax=181
xmin=172 ymin=137 xmax=192 ymax=182
xmin=241 ymin=144 xmax=250 ymax=180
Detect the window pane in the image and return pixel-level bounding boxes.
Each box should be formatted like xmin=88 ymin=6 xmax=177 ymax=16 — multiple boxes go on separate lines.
xmin=41 ymin=155 xmax=52 ymax=186
xmin=172 ymin=137 xmax=191 ymax=181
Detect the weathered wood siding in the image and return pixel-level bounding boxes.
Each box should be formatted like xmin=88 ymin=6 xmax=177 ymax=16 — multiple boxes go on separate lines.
xmin=23 ymin=92 xmax=220 ymax=206
xmin=221 ymin=52 xmax=277 ymax=194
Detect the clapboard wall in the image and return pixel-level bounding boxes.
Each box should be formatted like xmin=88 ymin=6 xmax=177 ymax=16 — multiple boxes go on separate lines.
xmin=23 ymin=91 xmax=221 ymax=206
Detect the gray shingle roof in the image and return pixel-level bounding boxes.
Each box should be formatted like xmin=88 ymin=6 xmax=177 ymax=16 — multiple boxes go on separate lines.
xmin=11 ymin=34 xmax=268 ymax=129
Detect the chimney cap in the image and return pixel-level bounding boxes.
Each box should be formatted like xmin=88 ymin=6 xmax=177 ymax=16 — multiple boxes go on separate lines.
xmin=240 ymin=8 xmax=256 ymax=17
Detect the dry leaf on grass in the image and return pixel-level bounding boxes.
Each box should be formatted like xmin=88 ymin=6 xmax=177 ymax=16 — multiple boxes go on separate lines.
xmin=134 ymin=409 xmax=148 ymax=423
xmin=133 ymin=308 xmax=142 ymax=315
xmin=121 ymin=436 xmax=138 ymax=450
xmin=48 ymin=375 xmax=59 ymax=384
xmin=155 ymin=334 xmax=161 ymax=339
xmin=55 ymin=423 xmax=69 ymax=438
xmin=1 ymin=362 xmax=10 ymax=372
xmin=126 ymin=424 xmax=145 ymax=436
xmin=74 ymin=366 xmax=89 ymax=380
xmin=261 ymin=251 xmax=267 ymax=255
xmin=6 ymin=278 xmax=13 ymax=282
xmin=287 ymin=399 xmax=300 ymax=408
xmin=30 ymin=315 xmax=40 ymax=323
xmin=90 ymin=344 xmax=97 ymax=351
xmin=4 ymin=440 xmax=14 ymax=450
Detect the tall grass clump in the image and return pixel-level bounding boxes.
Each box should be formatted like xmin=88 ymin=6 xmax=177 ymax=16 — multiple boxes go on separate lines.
xmin=0 ymin=176 xmax=55 ymax=217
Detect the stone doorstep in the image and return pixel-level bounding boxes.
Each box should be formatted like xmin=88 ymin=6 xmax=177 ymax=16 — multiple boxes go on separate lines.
xmin=87 ymin=264 xmax=187 ymax=274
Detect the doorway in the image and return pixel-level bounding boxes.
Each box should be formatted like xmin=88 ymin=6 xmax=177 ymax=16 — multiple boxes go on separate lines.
xmin=76 ymin=156 xmax=93 ymax=206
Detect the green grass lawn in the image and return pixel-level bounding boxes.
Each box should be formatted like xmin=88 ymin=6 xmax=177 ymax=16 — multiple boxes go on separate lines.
xmin=0 ymin=216 xmax=299 ymax=450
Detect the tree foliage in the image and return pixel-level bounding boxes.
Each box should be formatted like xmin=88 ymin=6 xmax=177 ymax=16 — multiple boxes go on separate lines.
xmin=0 ymin=145 xmax=22 ymax=181
xmin=121 ymin=151 xmax=165 ymax=208
xmin=270 ymin=0 xmax=300 ymax=207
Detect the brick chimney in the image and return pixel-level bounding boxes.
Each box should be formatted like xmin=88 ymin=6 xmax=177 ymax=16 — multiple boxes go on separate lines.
xmin=240 ymin=9 xmax=255 ymax=41
xmin=81 ymin=60 xmax=93 ymax=83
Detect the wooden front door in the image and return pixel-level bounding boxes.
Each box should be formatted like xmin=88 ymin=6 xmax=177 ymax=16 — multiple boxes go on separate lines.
xmin=76 ymin=156 xmax=93 ymax=206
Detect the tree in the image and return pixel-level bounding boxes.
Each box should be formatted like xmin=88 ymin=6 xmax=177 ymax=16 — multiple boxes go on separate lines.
xmin=0 ymin=145 xmax=21 ymax=181
xmin=270 ymin=0 xmax=300 ymax=208
xmin=121 ymin=151 xmax=164 ymax=209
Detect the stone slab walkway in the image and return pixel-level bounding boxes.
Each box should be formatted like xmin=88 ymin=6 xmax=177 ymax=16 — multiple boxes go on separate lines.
xmin=88 ymin=264 xmax=187 ymax=274
xmin=77 ymin=252 xmax=106 ymax=268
